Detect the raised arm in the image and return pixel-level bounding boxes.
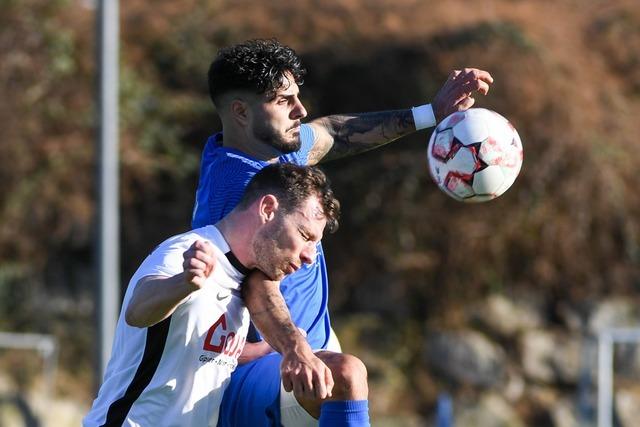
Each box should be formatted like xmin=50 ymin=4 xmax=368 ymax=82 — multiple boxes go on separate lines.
xmin=242 ymin=270 xmax=334 ymax=400
xmin=305 ymin=68 xmax=494 ymax=165
xmin=125 ymin=240 xmax=215 ymax=328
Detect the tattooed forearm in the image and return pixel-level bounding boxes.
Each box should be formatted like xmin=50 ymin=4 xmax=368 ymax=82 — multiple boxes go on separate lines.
xmin=253 ymin=290 xmax=297 ymax=332
xmin=312 ymin=109 xmax=415 ymax=163
xmin=243 ymin=275 xmax=302 ymax=352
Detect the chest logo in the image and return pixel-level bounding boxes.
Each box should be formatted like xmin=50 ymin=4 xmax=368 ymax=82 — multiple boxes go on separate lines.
xmin=216 ymin=291 xmax=230 ymax=301
xmin=202 ymin=313 xmax=246 ymax=358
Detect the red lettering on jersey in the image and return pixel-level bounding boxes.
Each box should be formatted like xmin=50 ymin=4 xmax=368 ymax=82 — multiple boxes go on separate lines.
xmin=224 ymin=332 xmax=238 ymax=355
xmin=202 ymin=313 xmax=247 ymax=359
xmin=203 ymin=313 xmax=227 ymax=352
xmin=233 ymin=336 xmax=247 ymax=359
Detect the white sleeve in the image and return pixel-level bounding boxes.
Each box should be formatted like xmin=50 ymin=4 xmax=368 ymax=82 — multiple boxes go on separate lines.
xmin=135 ymin=234 xmax=193 ymax=280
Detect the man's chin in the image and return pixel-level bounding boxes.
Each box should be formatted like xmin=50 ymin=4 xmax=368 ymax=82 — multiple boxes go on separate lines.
xmin=269 ymin=138 xmax=301 ymax=155
xmin=260 ymin=269 xmax=284 ymax=281
xmin=270 ymin=272 xmax=285 ymax=281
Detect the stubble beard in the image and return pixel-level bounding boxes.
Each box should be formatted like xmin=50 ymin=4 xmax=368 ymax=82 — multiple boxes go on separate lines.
xmin=252 ymin=222 xmax=287 ymax=281
xmin=253 ymin=121 xmax=302 ymax=155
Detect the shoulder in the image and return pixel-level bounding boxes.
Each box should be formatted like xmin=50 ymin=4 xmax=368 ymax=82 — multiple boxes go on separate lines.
xmin=280 ymin=124 xmax=316 ymax=165
xmin=200 ymin=133 xmax=264 ymax=178
xmin=150 ymin=231 xmax=199 ymax=258
xmin=199 ymin=147 xmax=262 ymax=190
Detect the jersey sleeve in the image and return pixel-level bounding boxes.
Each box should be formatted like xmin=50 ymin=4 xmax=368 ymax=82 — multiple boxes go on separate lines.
xmin=192 ymin=148 xmax=259 ymax=228
xmin=136 ymin=234 xmax=193 ymax=279
xmin=280 ymin=123 xmax=315 ymax=165
xmin=193 ymin=128 xmax=316 ymax=228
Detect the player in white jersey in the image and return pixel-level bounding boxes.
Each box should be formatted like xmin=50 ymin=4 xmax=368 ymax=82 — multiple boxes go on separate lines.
xmin=84 ymin=163 xmax=340 ymax=427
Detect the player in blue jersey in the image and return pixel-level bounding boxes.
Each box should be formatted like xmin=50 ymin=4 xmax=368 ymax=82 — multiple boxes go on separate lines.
xmin=192 ymin=39 xmax=494 ymax=426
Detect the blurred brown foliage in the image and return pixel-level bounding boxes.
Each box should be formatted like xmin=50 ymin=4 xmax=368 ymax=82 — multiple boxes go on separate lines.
xmin=1 ymin=0 xmax=640 ymax=417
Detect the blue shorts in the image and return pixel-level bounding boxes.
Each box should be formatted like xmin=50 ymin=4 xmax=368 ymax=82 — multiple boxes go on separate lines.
xmin=218 ymin=353 xmax=283 ymax=427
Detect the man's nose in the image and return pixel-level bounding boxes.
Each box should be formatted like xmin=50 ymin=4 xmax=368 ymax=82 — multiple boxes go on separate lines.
xmin=300 ymin=242 xmax=317 ymax=265
xmin=291 ymin=98 xmax=307 ymax=120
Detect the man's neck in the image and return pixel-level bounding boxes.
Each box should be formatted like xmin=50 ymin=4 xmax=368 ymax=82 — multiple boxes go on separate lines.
xmin=215 ymin=210 xmax=256 ymax=270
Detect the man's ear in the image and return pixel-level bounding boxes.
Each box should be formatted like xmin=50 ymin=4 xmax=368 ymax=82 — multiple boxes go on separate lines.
xmin=230 ymin=99 xmax=250 ymax=126
xmin=258 ymin=194 xmax=279 ymax=223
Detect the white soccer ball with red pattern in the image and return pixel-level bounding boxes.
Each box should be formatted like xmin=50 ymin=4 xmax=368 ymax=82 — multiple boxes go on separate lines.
xmin=427 ymin=108 xmax=523 ymax=202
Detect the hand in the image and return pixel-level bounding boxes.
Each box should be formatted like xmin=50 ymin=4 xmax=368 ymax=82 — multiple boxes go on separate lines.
xmin=238 ymin=341 xmax=275 ymax=365
xmin=432 ymin=68 xmax=494 ymax=122
xmin=182 ymin=240 xmax=216 ymax=290
xmin=281 ymin=345 xmax=334 ymax=400
xmin=238 ymin=327 xmax=308 ymax=365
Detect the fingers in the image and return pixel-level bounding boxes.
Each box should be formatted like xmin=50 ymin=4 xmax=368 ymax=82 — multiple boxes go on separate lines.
xmin=282 ymin=365 xmax=314 ymax=399
xmin=311 ymin=364 xmax=332 ymax=400
xmin=183 ymin=240 xmax=216 ymax=287
xmin=293 ymin=372 xmax=312 ymax=400
xmin=183 ymin=241 xmax=215 ymax=275
xmin=185 ymin=255 xmax=209 ymax=272
xmin=296 ymin=370 xmax=328 ymax=400
xmin=313 ymin=370 xmax=327 ymax=400
xmin=282 ymin=375 xmax=294 ymax=393
xmin=433 ymin=68 xmax=493 ymax=122
xmin=449 ymin=68 xmax=493 ymax=97
xmin=320 ymin=366 xmax=333 ymax=399
xmin=460 ymin=76 xmax=491 ymax=97
xmin=447 ymin=67 xmax=492 ymax=84
xmin=457 ymin=96 xmax=476 ymax=110
xmin=476 ymin=78 xmax=491 ymax=95
xmin=281 ymin=358 xmax=333 ymax=400
xmin=455 ymin=68 xmax=494 ymax=84
xmin=324 ymin=366 xmax=334 ymax=398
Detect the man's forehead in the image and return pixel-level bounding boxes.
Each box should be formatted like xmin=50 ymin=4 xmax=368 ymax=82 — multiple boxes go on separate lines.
xmin=296 ymin=196 xmax=326 ymax=222
xmin=239 ymin=73 xmax=299 ymax=102
xmin=275 ymin=73 xmax=299 ymax=96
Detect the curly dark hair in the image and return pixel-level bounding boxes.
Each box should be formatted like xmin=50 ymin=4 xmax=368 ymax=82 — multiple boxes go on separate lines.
xmin=208 ymin=39 xmax=306 ymax=107
xmin=238 ymin=163 xmax=340 ymax=233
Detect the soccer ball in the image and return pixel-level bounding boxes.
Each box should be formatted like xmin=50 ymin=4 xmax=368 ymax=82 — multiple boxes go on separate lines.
xmin=427 ymin=108 xmax=523 ymax=202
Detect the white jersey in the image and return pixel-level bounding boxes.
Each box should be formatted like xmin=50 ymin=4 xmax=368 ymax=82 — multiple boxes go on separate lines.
xmin=84 ymin=225 xmax=250 ymax=427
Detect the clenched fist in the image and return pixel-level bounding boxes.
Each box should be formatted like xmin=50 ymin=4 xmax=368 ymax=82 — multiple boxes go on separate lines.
xmin=182 ymin=240 xmax=216 ymax=290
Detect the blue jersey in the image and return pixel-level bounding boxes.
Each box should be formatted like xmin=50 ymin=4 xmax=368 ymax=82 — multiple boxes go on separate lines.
xmin=191 ymin=125 xmax=331 ymax=350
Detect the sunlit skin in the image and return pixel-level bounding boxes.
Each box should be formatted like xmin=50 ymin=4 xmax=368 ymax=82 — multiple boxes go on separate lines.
xmin=214 ymin=60 xmax=496 ymax=405
xmin=250 ymin=74 xmax=308 ymax=154
xmin=252 ymin=195 xmax=326 ymax=281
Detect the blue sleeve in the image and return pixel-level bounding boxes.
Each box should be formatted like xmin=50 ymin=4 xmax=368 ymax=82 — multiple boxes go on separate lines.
xmin=280 ymin=123 xmax=315 ymax=165
xmin=191 ymin=147 xmax=260 ymax=228
xmin=192 ymin=126 xmax=314 ymax=228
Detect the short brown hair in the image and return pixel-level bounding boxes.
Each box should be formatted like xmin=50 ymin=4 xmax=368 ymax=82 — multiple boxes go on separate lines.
xmin=239 ymin=164 xmax=340 ymax=233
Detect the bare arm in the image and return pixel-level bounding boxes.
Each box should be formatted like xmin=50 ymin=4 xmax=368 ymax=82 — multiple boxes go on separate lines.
xmin=242 ymin=270 xmax=334 ymax=400
xmin=237 ymin=341 xmax=274 ymax=365
xmin=305 ymin=68 xmax=494 ymax=165
xmin=242 ymin=274 xmax=301 ymax=353
xmin=125 ymin=240 xmax=216 ymax=328
xmin=125 ymin=273 xmax=195 ymax=327
xmin=306 ymin=109 xmax=415 ymax=164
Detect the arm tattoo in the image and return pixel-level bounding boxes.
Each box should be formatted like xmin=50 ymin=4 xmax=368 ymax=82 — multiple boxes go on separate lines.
xmin=315 ymin=109 xmax=415 ymax=162
xmin=246 ymin=282 xmax=298 ymax=350
xmin=262 ymin=288 xmax=297 ymax=333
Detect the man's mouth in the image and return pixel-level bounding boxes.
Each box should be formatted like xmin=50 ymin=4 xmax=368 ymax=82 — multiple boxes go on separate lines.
xmin=288 ymin=122 xmax=301 ymax=132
